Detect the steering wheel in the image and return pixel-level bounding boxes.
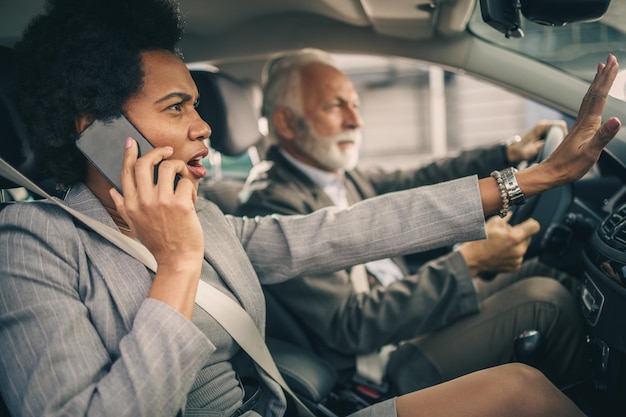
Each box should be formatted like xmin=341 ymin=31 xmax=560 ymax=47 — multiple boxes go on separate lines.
xmin=508 ymin=125 xmax=573 ymax=259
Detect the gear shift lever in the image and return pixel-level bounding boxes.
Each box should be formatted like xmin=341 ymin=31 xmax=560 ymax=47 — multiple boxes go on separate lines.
xmin=513 ymin=330 xmax=544 ymax=367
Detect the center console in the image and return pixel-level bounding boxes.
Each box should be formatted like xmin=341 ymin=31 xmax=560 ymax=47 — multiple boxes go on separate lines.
xmin=580 ymin=202 xmax=626 ymax=414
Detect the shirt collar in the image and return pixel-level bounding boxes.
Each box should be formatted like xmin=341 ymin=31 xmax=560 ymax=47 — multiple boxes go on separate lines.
xmin=279 ymin=148 xmax=344 ymax=187
xmin=279 ymin=148 xmax=347 ymax=207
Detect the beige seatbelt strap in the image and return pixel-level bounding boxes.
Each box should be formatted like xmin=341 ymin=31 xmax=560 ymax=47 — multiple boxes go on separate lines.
xmin=0 ymin=157 xmax=316 ymax=417
xmin=349 ymin=264 xmax=370 ymax=294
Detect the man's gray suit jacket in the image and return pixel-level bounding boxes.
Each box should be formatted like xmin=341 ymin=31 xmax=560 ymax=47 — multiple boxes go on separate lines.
xmin=236 ymin=144 xmax=509 ymax=374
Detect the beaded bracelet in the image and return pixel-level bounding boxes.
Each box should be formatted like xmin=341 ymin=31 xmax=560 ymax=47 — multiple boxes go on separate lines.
xmin=490 ymin=169 xmax=510 ymax=218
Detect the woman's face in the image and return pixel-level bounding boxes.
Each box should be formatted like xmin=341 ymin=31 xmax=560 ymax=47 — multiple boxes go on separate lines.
xmin=123 ymin=49 xmax=211 ymax=187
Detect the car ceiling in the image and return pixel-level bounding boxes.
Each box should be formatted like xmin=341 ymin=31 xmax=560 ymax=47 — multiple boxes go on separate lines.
xmin=0 ymin=0 xmax=475 ymax=57
xmin=3 ymin=0 xmax=626 ymax=151
xmin=181 ymin=0 xmax=474 ymax=40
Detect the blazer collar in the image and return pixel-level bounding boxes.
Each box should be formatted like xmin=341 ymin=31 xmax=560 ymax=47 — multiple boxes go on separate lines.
xmin=267 ymin=146 xmax=343 ymax=208
xmin=267 ymin=146 xmax=317 ymax=186
xmin=63 ymin=183 xmax=119 ymax=228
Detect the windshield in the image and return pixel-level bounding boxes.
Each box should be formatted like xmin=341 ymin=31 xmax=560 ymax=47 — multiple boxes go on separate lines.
xmin=468 ymin=1 xmax=626 ymax=102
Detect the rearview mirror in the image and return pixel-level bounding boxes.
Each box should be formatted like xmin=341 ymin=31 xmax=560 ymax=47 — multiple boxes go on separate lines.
xmin=480 ymin=0 xmax=612 ymax=38
xmin=521 ymin=0 xmax=611 ymax=26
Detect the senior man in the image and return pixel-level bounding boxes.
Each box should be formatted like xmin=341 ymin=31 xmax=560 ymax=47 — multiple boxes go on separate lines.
xmin=237 ymin=48 xmax=586 ymax=397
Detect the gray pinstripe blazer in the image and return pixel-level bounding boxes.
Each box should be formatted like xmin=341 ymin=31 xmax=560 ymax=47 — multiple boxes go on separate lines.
xmin=0 ymin=178 xmax=484 ymax=417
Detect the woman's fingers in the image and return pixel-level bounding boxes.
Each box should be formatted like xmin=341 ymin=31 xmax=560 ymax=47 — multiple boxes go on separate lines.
xmin=592 ymin=116 xmax=621 ymax=151
xmin=153 ymin=159 xmax=188 ymax=194
xmin=132 ymin=144 xmax=175 ymax=195
xmin=119 ymin=137 xmax=139 ymax=198
xmin=576 ymin=54 xmax=618 ymax=126
xmin=117 ymin=137 xmax=196 ymax=230
xmin=545 ymin=55 xmax=620 ymax=184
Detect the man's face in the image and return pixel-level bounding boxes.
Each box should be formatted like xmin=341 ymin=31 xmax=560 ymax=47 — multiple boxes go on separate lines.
xmin=290 ymin=63 xmax=363 ymax=172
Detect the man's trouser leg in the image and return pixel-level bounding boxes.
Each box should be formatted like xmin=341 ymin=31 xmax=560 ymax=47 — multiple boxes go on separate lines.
xmin=474 ymin=257 xmax=580 ymax=300
xmin=386 ymin=277 xmax=589 ymax=394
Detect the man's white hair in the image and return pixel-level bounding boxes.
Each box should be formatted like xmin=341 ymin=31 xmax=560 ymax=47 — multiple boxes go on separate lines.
xmin=262 ymin=48 xmax=337 ymax=138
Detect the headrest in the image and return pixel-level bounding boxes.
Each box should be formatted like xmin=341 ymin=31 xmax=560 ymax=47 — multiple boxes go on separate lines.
xmin=0 ymin=46 xmax=45 ymax=189
xmin=190 ymin=68 xmax=262 ymax=156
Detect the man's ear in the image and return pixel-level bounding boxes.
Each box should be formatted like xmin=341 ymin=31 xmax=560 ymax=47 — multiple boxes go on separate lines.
xmin=75 ymin=115 xmax=94 ymax=134
xmin=273 ymin=107 xmax=297 ymax=140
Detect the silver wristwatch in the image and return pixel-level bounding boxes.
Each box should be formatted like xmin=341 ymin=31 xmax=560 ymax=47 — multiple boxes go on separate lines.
xmin=500 ymin=167 xmax=526 ymax=206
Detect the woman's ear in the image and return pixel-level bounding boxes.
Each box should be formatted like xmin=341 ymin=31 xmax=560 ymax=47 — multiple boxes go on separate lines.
xmin=272 ymin=107 xmax=297 ymax=140
xmin=75 ymin=115 xmax=94 ymax=134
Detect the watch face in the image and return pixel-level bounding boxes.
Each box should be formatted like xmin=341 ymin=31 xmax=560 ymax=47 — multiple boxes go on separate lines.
xmin=502 ymin=167 xmax=526 ymax=206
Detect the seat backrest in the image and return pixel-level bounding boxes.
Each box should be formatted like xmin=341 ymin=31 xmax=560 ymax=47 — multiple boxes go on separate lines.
xmin=263 ymin=287 xmax=316 ymax=352
xmin=189 ymin=66 xmax=264 ymax=214
xmin=189 ymin=66 xmax=320 ymax=353
xmin=190 ymin=66 xmax=262 ymax=157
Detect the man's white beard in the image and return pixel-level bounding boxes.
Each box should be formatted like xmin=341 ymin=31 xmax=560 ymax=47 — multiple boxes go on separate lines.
xmin=294 ymin=125 xmax=362 ymax=172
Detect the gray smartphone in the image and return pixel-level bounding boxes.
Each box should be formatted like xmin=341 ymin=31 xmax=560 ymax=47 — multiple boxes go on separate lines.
xmin=76 ymin=114 xmax=180 ymax=193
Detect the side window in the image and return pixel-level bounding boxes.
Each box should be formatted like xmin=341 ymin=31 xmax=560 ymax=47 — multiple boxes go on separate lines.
xmin=333 ymin=54 xmax=565 ymax=170
xmin=204 ymin=151 xmax=255 ymax=181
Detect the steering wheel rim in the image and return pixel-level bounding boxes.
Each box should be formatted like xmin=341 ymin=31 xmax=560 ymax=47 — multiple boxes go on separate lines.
xmin=508 ymin=125 xmax=573 ymax=259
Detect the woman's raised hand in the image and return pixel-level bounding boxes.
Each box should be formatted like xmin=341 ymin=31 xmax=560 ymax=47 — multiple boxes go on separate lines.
xmin=540 ymin=54 xmax=621 ymax=186
xmin=481 ymin=54 xmax=621 ymax=215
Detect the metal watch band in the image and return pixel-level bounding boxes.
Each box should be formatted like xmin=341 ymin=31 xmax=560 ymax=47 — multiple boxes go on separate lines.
xmin=501 ymin=167 xmax=526 ymax=206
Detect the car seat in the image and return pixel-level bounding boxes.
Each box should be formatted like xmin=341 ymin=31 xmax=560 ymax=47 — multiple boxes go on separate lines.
xmin=189 ymin=66 xmax=268 ymax=214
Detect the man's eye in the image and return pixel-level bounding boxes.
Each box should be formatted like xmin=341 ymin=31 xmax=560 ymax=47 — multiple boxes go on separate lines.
xmin=169 ymin=103 xmax=183 ymax=111
xmin=193 ymin=99 xmax=200 ymax=109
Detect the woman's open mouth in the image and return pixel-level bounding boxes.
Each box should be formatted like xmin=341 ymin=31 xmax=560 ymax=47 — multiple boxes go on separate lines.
xmin=186 ymin=151 xmax=208 ymax=179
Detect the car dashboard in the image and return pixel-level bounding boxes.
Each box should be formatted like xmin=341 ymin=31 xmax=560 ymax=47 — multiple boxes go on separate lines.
xmin=559 ymin=147 xmax=626 ymax=415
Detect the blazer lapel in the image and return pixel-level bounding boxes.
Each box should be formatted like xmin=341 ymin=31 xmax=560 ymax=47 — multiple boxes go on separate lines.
xmin=268 ymin=146 xmax=336 ymax=209
xmin=63 ymin=184 xmax=155 ymax=331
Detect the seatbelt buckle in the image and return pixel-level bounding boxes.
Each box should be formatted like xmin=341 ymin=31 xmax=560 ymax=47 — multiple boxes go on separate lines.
xmin=351 ymin=374 xmax=389 ymax=400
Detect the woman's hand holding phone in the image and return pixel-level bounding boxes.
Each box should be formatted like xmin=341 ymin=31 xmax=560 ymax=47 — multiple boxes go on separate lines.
xmin=110 ymin=137 xmax=204 ymax=319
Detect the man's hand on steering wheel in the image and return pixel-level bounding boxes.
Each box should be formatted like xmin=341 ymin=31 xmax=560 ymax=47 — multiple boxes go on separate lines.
xmin=506 ymin=123 xmax=570 ymax=259
xmin=506 ymin=120 xmax=569 ymax=165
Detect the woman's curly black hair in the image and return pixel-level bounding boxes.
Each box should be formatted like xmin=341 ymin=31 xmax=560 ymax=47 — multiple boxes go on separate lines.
xmin=12 ymin=0 xmax=185 ymax=186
